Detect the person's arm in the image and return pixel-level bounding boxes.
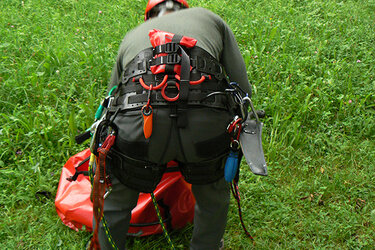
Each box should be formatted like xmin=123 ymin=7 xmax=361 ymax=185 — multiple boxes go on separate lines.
xmin=220 ymin=21 xmax=252 ymax=96
xmin=107 ymin=52 xmax=124 ymax=93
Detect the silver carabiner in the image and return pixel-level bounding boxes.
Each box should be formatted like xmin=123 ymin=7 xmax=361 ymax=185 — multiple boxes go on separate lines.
xmin=242 ymin=96 xmax=260 ymax=123
xmin=107 ymin=96 xmax=115 ymax=109
xmin=104 ymin=186 xmax=112 ymax=200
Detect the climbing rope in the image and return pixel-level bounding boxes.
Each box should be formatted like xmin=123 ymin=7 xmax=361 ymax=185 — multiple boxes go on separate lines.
xmin=230 ymin=181 xmax=254 ymax=242
xmin=151 ymin=192 xmax=175 ymax=250
xmin=88 ymin=152 xmax=119 ymax=250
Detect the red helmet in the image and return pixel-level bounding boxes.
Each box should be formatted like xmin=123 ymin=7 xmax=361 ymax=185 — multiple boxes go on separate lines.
xmin=145 ymin=0 xmax=189 ymax=20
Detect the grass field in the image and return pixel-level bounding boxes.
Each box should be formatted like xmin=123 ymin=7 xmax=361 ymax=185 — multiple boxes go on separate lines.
xmin=1 ymin=0 xmax=374 ymax=249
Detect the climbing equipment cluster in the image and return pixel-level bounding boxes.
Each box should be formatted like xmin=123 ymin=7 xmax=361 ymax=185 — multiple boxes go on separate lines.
xmin=224 ymin=115 xmax=243 ymax=183
xmin=219 ymin=82 xmax=267 ymax=242
xmin=90 ymin=134 xmax=116 ymax=249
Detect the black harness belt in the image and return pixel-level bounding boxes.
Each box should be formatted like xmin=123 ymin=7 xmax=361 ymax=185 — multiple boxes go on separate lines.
xmin=107 ymin=147 xmax=228 ymax=191
xmin=111 ymin=46 xmax=228 ymax=112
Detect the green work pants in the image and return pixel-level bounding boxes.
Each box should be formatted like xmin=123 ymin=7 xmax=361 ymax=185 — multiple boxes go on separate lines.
xmin=96 ymin=175 xmax=230 ymax=249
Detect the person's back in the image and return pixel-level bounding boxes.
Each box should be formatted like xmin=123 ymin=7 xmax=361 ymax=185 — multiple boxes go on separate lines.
xmin=109 ymin=7 xmax=250 ymax=95
xmin=122 ymin=8 xmax=225 ymax=63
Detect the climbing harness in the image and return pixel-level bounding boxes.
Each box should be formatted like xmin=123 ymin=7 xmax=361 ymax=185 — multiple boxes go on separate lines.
xmin=103 ymin=29 xmax=232 ymax=191
xmin=73 ymin=28 xmax=267 ymax=248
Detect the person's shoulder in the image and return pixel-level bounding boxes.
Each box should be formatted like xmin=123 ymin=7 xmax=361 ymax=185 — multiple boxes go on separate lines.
xmin=186 ymin=7 xmax=218 ymax=16
xmin=187 ymin=7 xmax=225 ymax=23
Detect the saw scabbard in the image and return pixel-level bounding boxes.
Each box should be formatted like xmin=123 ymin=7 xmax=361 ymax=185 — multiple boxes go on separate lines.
xmin=239 ymin=117 xmax=267 ymax=176
xmin=239 ymin=96 xmax=267 ymax=176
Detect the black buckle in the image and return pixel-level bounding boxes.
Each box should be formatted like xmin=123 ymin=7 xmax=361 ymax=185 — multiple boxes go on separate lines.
xmin=196 ymin=57 xmax=206 ymax=71
xmin=154 ymin=43 xmax=179 ymax=55
xmin=165 ymin=43 xmax=178 ymax=53
xmin=150 ymin=54 xmax=181 ymax=66
xmin=165 ymin=54 xmax=181 ymax=64
xmin=195 ymin=57 xmax=223 ymax=80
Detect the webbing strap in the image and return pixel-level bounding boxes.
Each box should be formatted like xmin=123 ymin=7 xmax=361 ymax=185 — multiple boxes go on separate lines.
xmin=172 ymin=34 xmax=183 ymax=43
xmin=127 ymin=92 xmax=209 ymax=104
xmin=178 ymin=46 xmax=190 ymax=102
xmin=175 ymin=44 xmax=191 ymax=127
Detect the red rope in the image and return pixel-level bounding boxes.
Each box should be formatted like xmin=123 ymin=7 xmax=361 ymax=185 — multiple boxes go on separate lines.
xmin=90 ymin=134 xmax=116 ymax=250
xmin=230 ymin=181 xmax=255 ymax=241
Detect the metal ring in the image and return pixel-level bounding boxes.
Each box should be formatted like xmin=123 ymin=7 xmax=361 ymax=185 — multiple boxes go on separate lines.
xmin=142 ymin=105 xmax=153 ymax=116
xmin=230 ymin=140 xmax=239 ymax=149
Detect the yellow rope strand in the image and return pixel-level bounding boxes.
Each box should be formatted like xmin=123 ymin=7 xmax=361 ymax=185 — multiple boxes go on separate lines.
xmin=151 ymin=192 xmax=175 ymax=250
xmin=89 ymin=153 xmax=119 ymax=250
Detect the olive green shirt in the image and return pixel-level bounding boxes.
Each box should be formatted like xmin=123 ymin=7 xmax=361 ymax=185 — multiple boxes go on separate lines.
xmin=109 ymin=7 xmax=251 ymax=95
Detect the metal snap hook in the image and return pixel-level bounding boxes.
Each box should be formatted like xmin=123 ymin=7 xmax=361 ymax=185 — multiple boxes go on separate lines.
xmin=242 ymin=96 xmax=260 ymax=122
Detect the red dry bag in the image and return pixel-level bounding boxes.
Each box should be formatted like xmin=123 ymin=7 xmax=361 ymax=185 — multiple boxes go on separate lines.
xmin=55 ymin=148 xmax=195 ymax=236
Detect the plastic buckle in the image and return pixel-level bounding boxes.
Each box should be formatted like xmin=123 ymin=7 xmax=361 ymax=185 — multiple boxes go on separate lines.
xmin=153 ymin=43 xmax=179 ymax=55
xmin=166 ymin=54 xmax=181 ymax=64
xmin=165 ymin=43 xmax=178 ymax=53
xmin=196 ymin=57 xmax=206 ymax=71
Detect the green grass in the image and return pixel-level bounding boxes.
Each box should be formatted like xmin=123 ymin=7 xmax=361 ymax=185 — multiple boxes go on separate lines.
xmin=1 ymin=0 xmax=374 ymax=249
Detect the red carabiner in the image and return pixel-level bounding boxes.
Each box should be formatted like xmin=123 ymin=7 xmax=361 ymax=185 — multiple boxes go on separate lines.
xmin=161 ymin=82 xmax=180 ymax=102
xmin=175 ymin=74 xmax=207 ymax=85
xmin=227 ymin=117 xmax=242 ymax=143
